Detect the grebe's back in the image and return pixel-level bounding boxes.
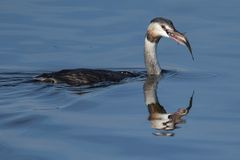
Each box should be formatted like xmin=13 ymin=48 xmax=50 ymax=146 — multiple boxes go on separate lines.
xmin=35 ymin=69 xmax=139 ymax=86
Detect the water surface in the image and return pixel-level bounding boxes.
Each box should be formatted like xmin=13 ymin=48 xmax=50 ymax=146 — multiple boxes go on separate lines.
xmin=0 ymin=0 xmax=240 ymax=159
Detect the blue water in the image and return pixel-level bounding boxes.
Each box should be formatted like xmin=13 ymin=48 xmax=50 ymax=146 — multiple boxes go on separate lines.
xmin=0 ymin=0 xmax=240 ymax=159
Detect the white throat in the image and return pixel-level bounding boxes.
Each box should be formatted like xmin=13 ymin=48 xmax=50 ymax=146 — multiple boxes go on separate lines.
xmin=144 ymin=37 xmax=161 ymax=75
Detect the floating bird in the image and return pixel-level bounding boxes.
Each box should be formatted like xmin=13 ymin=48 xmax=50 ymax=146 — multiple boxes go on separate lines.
xmin=35 ymin=17 xmax=193 ymax=85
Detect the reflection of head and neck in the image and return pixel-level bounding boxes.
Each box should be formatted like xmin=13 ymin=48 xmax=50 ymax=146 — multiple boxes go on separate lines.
xmin=144 ymin=75 xmax=194 ymax=136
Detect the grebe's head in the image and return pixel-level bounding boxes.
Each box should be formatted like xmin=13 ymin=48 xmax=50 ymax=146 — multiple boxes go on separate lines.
xmin=146 ymin=17 xmax=193 ymax=60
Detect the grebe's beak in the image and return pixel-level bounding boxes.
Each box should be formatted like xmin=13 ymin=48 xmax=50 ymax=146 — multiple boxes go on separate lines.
xmin=167 ymin=30 xmax=194 ymax=61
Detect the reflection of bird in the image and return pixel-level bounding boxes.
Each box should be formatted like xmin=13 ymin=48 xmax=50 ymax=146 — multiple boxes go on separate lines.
xmin=148 ymin=93 xmax=194 ymax=131
xmin=35 ymin=17 xmax=192 ymax=86
xmin=144 ymin=75 xmax=194 ymax=136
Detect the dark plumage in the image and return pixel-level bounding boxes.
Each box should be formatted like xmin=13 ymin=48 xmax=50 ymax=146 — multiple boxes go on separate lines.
xmin=150 ymin=17 xmax=176 ymax=30
xmin=35 ymin=69 xmax=139 ymax=86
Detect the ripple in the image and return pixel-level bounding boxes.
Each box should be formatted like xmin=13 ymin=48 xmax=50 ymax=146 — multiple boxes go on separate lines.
xmin=0 ymin=71 xmax=81 ymax=111
xmin=164 ymin=69 xmax=218 ymax=81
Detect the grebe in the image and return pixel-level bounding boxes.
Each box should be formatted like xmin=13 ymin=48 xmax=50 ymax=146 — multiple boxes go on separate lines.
xmin=35 ymin=17 xmax=193 ymax=85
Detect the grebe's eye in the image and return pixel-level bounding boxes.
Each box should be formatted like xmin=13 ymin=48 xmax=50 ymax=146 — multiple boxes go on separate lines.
xmin=161 ymin=25 xmax=166 ymax=30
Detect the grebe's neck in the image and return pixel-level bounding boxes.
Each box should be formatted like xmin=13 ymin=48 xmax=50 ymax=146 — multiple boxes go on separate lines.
xmin=144 ymin=37 xmax=161 ymax=75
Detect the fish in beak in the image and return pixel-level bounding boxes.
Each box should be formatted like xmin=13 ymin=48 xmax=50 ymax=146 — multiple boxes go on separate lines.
xmin=167 ymin=30 xmax=194 ymax=61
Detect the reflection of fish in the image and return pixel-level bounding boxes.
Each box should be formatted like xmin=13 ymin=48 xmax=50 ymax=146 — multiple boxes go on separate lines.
xmin=35 ymin=17 xmax=192 ymax=86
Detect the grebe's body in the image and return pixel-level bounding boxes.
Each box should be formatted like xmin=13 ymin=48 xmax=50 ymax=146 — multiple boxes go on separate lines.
xmin=35 ymin=69 xmax=138 ymax=85
xmin=35 ymin=17 xmax=192 ymax=85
